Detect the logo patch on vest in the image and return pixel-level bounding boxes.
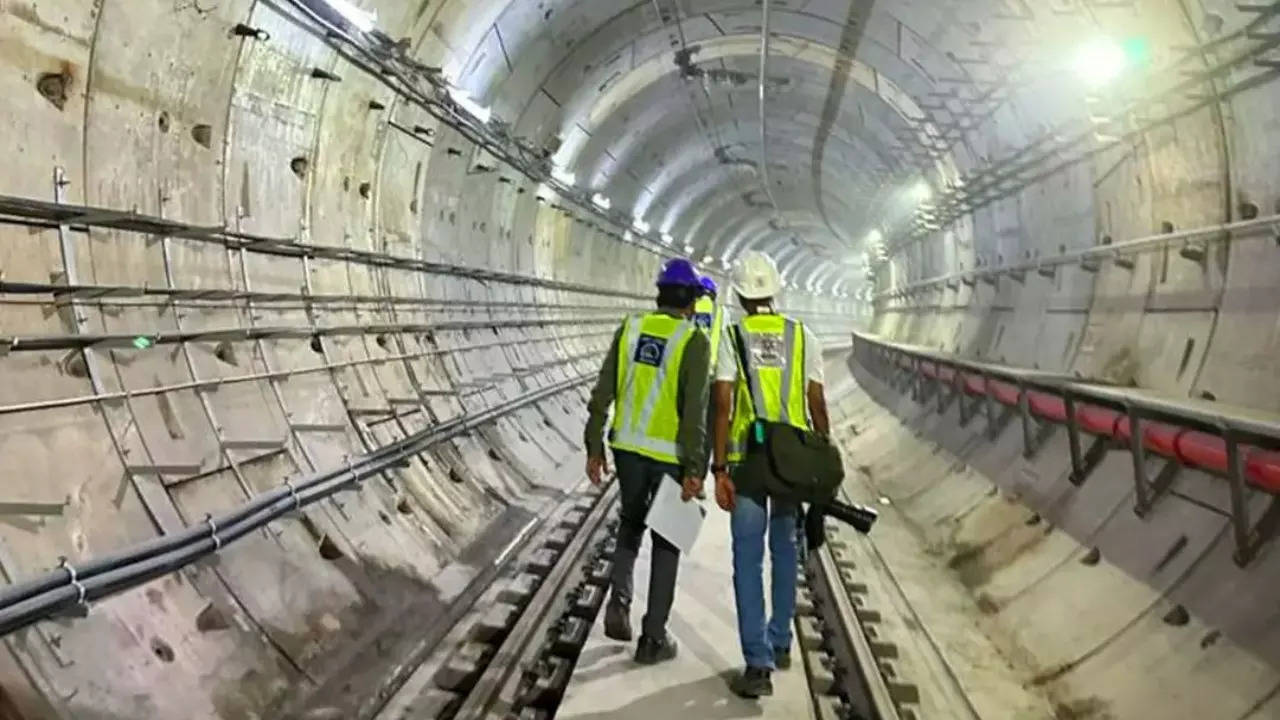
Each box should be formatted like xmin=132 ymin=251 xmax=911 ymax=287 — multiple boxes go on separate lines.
xmin=749 ymin=334 xmax=785 ymax=368
xmin=694 ymin=312 xmax=712 ymax=330
xmin=634 ymin=334 xmax=668 ymax=367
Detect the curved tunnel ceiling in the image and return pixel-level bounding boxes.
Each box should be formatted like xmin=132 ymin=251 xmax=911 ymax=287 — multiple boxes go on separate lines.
xmin=441 ymin=0 xmax=993 ymax=294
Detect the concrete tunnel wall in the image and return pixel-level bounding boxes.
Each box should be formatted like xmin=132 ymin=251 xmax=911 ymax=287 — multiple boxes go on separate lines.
xmin=1 ymin=0 xmax=1279 ymax=718
xmin=862 ymin=0 xmax=1280 ymax=717
xmin=1 ymin=1 xmax=853 ymax=718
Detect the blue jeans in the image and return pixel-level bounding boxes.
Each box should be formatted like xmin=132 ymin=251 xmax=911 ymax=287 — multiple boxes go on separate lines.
xmin=730 ymin=493 xmax=798 ymax=670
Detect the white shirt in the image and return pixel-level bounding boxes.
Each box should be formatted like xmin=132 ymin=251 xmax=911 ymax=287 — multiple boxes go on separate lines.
xmin=714 ymin=316 xmax=825 ymax=386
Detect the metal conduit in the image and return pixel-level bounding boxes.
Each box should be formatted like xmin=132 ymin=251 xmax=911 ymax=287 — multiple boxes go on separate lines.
xmin=0 ymin=373 xmax=594 ymax=637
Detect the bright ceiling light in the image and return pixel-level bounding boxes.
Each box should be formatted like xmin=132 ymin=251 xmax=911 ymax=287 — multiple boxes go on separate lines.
xmin=701 ymin=255 xmax=715 ymax=265
xmin=865 ymin=229 xmax=883 ymax=246
xmin=321 ymin=0 xmax=377 ymax=33
xmin=660 ymin=232 xmax=673 ymax=245
xmin=592 ymin=193 xmax=612 ymax=210
xmin=1072 ymin=37 xmax=1129 ymax=87
xmin=910 ymin=181 xmax=932 ymax=202
xmin=449 ymin=89 xmax=492 ymax=124
xmin=634 ymin=218 xmax=651 ymax=234
xmin=550 ymin=166 xmax=576 ymax=187
xmin=683 ymin=244 xmax=695 ymax=255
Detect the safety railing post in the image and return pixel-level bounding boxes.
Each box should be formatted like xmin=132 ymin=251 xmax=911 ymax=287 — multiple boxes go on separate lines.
xmin=1065 ymin=392 xmax=1084 ymax=485
xmin=984 ymin=375 xmax=998 ymax=439
xmin=1224 ymin=430 xmax=1253 ymax=566
xmin=1018 ymin=381 xmax=1034 ymax=457
xmin=1128 ymin=406 xmax=1152 ymax=514
xmin=936 ymin=363 xmax=947 ymax=414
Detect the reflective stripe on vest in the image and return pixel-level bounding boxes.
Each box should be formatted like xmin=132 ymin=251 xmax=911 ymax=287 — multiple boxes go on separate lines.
xmin=609 ymin=313 xmax=695 ymax=464
xmin=693 ymin=297 xmax=724 ymax=370
xmin=727 ymin=314 xmax=807 ymax=462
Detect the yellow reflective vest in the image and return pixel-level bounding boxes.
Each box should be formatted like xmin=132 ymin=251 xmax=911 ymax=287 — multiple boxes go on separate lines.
xmin=609 ymin=312 xmax=697 ymax=464
xmin=727 ymin=313 xmax=808 ymax=462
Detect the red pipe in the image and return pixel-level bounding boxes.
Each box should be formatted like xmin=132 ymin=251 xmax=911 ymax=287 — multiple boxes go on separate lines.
xmin=896 ymin=360 xmax=1280 ymax=494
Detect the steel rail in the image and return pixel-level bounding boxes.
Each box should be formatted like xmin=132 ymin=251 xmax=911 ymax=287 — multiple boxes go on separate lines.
xmin=813 ymin=542 xmax=901 ymax=720
xmin=450 ymin=482 xmax=618 ymax=719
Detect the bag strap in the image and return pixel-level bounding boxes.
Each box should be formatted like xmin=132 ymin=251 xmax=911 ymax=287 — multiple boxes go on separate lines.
xmin=732 ymin=322 xmax=761 ymax=422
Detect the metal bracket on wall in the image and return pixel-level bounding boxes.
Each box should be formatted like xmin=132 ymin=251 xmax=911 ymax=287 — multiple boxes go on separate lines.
xmin=1224 ymin=430 xmax=1280 ymax=566
xmin=1133 ymin=460 xmax=1182 ymax=518
xmin=1018 ymin=382 xmax=1055 ymax=458
xmin=1065 ymin=393 xmax=1112 ymax=486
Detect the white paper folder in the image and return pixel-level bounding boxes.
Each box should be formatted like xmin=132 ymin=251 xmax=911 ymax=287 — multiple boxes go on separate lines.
xmin=645 ymin=475 xmax=707 ymax=554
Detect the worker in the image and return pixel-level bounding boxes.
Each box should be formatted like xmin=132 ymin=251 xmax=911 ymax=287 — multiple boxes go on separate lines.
xmin=584 ymin=257 xmax=711 ymax=665
xmin=695 ymin=274 xmax=727 ymax=491
xmin=710 ymin=250 xmax=830 ymax=699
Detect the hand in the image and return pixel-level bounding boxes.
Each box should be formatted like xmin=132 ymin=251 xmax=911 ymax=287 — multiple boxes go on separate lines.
xmin=680 ymin=476 xmax=703 ymax=502
xmin=714 ymin=470 xmax=736 ymax=512
xmin=586 ymin=455 xmax=608 ymax=486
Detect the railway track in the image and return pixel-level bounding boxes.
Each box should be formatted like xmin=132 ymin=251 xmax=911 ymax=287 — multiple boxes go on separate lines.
xmin=370 ymin=480 xmax=621 ymax=720
xmin=348 ymin=477 xmax=967 ymax=720
xmin=802 ymin=488 xmax=984 ymax=720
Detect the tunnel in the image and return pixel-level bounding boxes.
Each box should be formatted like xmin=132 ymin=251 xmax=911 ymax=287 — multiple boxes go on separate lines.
xmin=2 ymin=0 xmax=1279 ymax=717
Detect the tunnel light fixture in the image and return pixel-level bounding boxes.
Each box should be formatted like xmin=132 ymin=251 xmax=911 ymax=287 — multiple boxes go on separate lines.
xmin=701 ymin=254 xmax=715 ymax=265
xmin=683 ymin=243 xmax=695 ymax=255
xmin=551 ymin=166 xmax=576 ymax=187
xmin=865 ymin=228 xmax=883 ymax=246
xmin=320 ymin=0 xmax=377 ymax=33
xmin=1072 ymin=37 xmax=1129 ymax=87
xmin=634 ymin=218 xmax=651 ymax=235
xmin=910 ymin=181 xmax=932 ymax=203
xmin=660 ymin=231 xmax=673 ymax=245
xmin=592 ymin=193 xmax=612 ymax=210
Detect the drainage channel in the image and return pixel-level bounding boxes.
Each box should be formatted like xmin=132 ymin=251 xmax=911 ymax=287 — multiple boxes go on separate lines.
xmin=374 ymin=480 xmax=620 ymax=720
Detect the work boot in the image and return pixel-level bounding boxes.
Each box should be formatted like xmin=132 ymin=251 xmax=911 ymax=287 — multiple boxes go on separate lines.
xmin=730 ymin=666 xmax=774 ymax=698
xmin=773 ymin=646 xmax=791 ymax=670
xmin=634 ymin=633 xmax=678 ymax=665
xmin=603 ymin=600 xmax=632 ymax=642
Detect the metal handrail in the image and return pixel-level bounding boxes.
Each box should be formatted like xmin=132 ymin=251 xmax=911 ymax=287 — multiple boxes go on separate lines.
xmin=852 ymin=331 xmax=1280 ymax=440
xmin=851 ymin=330 xmax=1280 ymax=566
xmin=877 ymin=212 xmax=1280 ymax=300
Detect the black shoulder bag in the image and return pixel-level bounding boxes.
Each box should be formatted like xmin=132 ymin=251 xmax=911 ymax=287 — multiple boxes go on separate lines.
xmin=731 ymin=322 xmax=844 ymax=505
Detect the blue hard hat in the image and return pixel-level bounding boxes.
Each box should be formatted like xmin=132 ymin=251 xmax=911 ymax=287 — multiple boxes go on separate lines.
xmin=699 ymin=275 xmax=718 ymax=297
xmin=655 ymin=258 xmax=701 ymax=288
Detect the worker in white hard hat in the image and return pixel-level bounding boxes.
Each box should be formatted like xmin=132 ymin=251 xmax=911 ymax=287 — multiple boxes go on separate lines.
xmin=709 ymin=250 xmax=830 ymax=699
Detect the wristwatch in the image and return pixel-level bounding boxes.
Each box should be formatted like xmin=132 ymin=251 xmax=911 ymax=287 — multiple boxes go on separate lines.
xmin=711 ymin=463 xmax=728 ymax=474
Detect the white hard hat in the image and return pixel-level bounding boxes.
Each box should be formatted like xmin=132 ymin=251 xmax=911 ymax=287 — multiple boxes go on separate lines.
xmin=732 ymin=250 xmax=782 ymax=299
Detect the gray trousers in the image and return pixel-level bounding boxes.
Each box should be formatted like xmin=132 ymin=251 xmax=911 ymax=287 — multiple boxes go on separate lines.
xmin=609 ymin=450 xmax=681 ymax=639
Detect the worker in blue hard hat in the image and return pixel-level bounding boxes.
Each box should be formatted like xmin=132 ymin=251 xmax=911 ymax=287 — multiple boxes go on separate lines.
xmin=584 ymin=256 xmax=711 ymax=665
xmin=694 ymin=275 xmax=728 ymax=487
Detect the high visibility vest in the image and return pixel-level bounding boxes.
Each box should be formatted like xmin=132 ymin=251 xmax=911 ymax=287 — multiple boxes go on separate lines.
xmin=693 ymin=296 xmax=724 ymax=370
xmin=609 ymin=312 xmax=696 ymax=464
xmin=727 ymin=313 xmax=808 ymax=462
